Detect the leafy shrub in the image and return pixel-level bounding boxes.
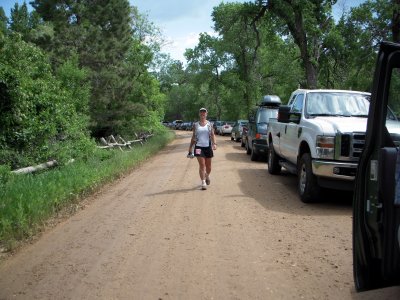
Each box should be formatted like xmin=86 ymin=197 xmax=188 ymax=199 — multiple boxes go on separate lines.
xmin=0 ymin=34 xmax=95 ymax=168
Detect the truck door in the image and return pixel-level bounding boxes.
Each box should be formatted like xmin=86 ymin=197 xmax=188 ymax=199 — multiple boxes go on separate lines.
xmin=280 ymin=93 xmax=304 ymax=163
xmin=353 ymin=41 xmax=400 ymax=292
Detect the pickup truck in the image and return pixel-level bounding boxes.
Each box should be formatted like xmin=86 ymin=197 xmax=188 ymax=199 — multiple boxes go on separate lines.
xmin=266 ymin=88 xmax=389 ymax=203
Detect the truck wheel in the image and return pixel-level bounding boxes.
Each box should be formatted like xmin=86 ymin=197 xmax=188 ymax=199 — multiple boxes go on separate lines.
xmin=268 ymin=143 xmax=281 ymax=174
xmin=298 ymin=153 xmax=320 ymax=203
xmin=246 ymin=140 xmax=251 ymax=155
xmin=250 ymin=144 xmax=259 ymax=161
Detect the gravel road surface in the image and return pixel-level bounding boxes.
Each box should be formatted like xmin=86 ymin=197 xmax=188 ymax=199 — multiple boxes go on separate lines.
xmin=1 ymin=130 xmax=395 ymax=299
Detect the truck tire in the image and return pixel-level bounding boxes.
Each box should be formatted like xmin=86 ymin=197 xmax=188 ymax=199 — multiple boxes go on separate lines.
xmin=250 ymin=144 xmax=259 ymax=161
xmin=298 ymin=153 xmax=320 ymax=203
xmin=246 ymin=139 xmax=251 ymax=155
xmin=268 ymin=142 xmax=281 ymax=174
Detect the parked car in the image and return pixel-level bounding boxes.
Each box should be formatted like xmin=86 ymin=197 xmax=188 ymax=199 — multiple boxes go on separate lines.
xmin=172 ymin=120 xmax=183 ymax=129
xmin=220 ymin=121 xmax=235 ymax=135
xmin=231 ymin=120 xmax=248 ymax=142
xmin=246 ymin=95 xmax=281 ymax=161
xmin=213 ymin=121 xmax=224 ymax=135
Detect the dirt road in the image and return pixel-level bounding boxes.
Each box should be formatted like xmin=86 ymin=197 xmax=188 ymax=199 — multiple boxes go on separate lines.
xmin=0 ymin=130 xmax=365 ymax=299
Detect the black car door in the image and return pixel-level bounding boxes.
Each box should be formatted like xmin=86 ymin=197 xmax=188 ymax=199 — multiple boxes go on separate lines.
xmin=353 ymin=41 xmax=400 ymax=292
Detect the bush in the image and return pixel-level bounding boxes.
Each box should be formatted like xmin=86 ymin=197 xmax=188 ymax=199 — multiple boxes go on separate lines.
xmin=0 ymin=34 xmax=94 ymax=168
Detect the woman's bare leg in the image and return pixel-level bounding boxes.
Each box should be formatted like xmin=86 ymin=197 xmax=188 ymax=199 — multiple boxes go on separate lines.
xmin=197 ymin=157 xmax=206 ymax=180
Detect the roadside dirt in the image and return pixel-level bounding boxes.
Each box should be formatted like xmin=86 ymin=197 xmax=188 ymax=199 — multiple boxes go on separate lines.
xmin=0 ymin=130 xmax=392 ymax=299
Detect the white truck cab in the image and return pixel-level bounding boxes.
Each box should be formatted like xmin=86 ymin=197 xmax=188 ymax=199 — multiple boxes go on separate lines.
xmin=267 ymin=89 xmax=377 ymax=202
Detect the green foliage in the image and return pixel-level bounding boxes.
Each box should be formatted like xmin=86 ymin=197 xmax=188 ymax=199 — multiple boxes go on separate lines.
xmin=0 ymin=164 xmax=13 ymax=185
xmin=0 ymin=34 xmax=94 ymax=168
xmin=0 ymin=7 xmax=7 ymax=37
xmin=212 ymin=2 xmax=263 ymax=111
xmin=9 ymin=2 xmax=30 ymax=37
xmin=0 ymin=130 xmax=174 ymax=250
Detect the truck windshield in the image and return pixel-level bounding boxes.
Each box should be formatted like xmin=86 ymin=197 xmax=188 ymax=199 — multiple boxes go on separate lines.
xmin=306 ymin=92 xmax=370 ymax=117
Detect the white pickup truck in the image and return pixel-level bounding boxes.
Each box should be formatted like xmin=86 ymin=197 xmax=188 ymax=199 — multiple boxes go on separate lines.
xmin=266 ymin=89 xmax=394 ymax=203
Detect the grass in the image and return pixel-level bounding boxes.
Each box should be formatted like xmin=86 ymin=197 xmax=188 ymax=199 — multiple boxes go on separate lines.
xmin=0 ymin=130 xmax=175 ymax=251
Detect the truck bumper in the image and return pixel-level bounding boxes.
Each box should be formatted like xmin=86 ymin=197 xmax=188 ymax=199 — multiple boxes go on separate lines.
xmin=312 ymin=160 xmax=357 ymax=181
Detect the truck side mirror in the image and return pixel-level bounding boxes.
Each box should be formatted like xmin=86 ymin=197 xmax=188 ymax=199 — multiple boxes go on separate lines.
xmin=277 ymin=106 xmax=291 ymax=123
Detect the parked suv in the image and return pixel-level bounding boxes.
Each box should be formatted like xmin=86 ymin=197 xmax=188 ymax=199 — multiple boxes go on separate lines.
xmin=245 ymin=95 xmax=281 ymax=161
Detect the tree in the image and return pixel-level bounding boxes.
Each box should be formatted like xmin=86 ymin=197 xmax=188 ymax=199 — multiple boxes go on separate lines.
xmin=254 ymin=0 xmax=336 ymax=89
xmin=31 ymin=0 xmax=139 ymax=136
xmin=330 ymin=0 xmax=394 ymax=90
xmin=0 ymin=34 xmax=93 ymax=168
xmin=9 ymin=2 xmax=30 ymax=37
xmin=0 ymin=8 xmax=8 ymax=37
xmin=185 ymin=33 xmax=233 ymax=120
xmin=211 ymin=2 xmax=266 ymax=113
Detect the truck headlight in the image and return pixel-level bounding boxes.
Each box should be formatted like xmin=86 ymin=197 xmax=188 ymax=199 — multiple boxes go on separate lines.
xmin=316 ymin=136 xmax=335 ymax=159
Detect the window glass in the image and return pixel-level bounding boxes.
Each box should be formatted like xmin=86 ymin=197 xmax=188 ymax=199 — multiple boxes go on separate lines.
xmin=292 ymin=94 xmax=304 ymax=113
xmin=305 ymin=92 xmax=369 ymax=116
xmin=386 ymin=65 xmax=400 ymax=147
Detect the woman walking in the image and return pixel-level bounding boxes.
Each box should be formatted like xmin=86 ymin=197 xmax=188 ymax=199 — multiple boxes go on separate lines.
xmin=188 ymin=108 xmax=217 ymax=190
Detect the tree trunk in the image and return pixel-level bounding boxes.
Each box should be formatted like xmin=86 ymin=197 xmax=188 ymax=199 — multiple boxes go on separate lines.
xmin=261 ymin=0 xmax=318 ymax=89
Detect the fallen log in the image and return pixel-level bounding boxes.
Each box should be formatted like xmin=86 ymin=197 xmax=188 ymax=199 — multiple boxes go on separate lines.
xmin=12 ymin=159 xmax=75 ymax=175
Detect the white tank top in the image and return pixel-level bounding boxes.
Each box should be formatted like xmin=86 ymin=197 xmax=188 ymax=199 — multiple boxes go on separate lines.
xmin=196 ymin=123 xmax=210 ymax=147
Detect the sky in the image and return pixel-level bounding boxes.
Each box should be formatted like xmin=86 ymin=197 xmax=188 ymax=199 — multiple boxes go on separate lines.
xmin=2 ymin=0 xmax=365 ymax=63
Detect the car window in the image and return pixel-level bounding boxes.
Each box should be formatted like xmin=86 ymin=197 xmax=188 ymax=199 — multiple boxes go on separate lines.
xmin=291 ymin=94 xmax=304 ymax=113
xmin=287 ymin=94 xmax=295 ymax=106
xmin=305 ymin=92 xmax=369 ymax=116
xmin=385 ymin=65 xmax=400 ymax=147
xmin=257 ymin=108 xmax=278 ymax=123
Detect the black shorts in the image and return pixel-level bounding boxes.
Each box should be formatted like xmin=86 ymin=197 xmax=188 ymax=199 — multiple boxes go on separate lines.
xmin=194 ymin=145 xmax=214 ymax=158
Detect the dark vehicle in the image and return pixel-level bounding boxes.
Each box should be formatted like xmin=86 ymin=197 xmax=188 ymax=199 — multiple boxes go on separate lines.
xmin=353 ymin=41 xmax=400 ymax=292
xmin=231 ymin=120 xmax=248 ymax=142
xmin=246 ymin=95 xmax=281 ymax=161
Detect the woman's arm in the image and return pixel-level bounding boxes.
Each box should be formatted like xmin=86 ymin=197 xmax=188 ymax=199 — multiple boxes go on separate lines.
xmin=211 ymin=127 xmax=217 ymax=149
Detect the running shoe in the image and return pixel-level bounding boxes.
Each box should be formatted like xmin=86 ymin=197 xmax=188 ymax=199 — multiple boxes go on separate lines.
xmin=201 ymin=181 xmax=207 ymax=190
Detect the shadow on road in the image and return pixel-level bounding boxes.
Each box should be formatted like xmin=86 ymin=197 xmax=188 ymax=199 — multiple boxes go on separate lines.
xmin=146 ymin=187 xmax=201 ymax=197
xmin=229 ymin=151 xmax=353 ymax=217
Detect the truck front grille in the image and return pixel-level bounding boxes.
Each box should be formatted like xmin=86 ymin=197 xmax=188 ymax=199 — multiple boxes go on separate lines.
xmin=340 ymin=132 xmax=365 ymax=160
